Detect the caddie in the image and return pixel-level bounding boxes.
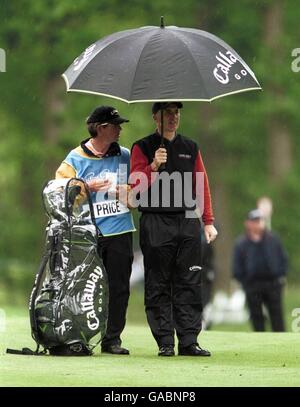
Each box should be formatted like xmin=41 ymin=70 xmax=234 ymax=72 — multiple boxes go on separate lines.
xmin=56 ymin=105 xmax=135 ymax=355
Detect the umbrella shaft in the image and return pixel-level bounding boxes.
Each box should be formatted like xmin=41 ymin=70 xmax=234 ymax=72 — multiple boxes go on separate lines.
xmin=160 ymin=109 xmax=164 ymax=147
xmin=160 ymin=109 xmax=166 ymax=171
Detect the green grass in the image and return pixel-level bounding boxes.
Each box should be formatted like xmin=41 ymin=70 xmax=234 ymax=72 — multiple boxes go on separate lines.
xmin=1 ymin=307 xmax=300 ymax=387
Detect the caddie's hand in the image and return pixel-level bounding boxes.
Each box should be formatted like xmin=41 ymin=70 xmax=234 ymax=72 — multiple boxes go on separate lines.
xmin=204 ymin=225 xmax=218 ymax=244
xmin=87 ymin=179 xmax=112 ymax=192
xmin=151 ymin=147 xmax=167 ymax=171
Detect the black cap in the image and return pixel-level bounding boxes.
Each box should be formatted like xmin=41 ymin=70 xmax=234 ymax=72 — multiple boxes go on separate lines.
xmin=152 ymin=101 xmax=183 ymax=114
xmin=246 ymin=209 xmax=263 ymax=221
xmin=86 ymin=106 xmax=129 ymax=125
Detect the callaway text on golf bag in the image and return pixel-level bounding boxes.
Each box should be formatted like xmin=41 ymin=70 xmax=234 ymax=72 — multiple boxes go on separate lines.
xmin=7 ymin=178 xmax=108 ymax=356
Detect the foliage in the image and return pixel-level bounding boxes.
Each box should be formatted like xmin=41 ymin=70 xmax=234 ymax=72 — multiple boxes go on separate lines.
xmin=0 ymin=0 xmax=299 ymax=298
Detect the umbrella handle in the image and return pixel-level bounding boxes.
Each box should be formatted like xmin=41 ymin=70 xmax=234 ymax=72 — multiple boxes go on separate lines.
xmin=160 ymin=108 xmax=166 ymax=171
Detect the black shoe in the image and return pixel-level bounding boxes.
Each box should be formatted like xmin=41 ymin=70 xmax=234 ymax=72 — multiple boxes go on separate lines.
xmin=158 ymin=345 xmax=175 ymax=357
xmin=178 ymin=343 xmax=211 ymax=357
xmin=101 ymin=344 xmax=130 ymax=355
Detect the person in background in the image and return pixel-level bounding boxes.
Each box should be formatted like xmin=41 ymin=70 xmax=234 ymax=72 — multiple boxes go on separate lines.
xmin=233 ymin=209 xmax=288 ymax=332
xmin=56 ymin=106 xmax=135 ymax=355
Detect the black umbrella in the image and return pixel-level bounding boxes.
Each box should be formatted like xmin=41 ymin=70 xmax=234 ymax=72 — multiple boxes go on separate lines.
xmin=62 ymin=18 xmax=261 ymax=146
xmin=63 ymin=18 xmax=261 ymax=102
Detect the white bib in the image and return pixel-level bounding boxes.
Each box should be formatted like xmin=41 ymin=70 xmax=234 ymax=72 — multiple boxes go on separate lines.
xmin=92 ymin=200 xmax=129 ymax=218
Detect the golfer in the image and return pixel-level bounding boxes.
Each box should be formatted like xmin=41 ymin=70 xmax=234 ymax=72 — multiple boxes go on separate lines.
xmin=56 ymin=105 xmax=135 ymax=355
xmin=130 ymin=102 xmax=218 ymax=356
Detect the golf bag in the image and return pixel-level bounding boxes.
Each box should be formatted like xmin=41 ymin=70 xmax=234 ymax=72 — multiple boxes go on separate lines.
xmin=7 ymin=178 xmax=108 ymax=356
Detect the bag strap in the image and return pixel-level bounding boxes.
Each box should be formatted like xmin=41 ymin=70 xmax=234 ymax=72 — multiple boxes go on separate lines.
xmin=29 ymin=250 xmax=51 ymax=346
xmin=6 ymin=345 xmax=47 ymax=356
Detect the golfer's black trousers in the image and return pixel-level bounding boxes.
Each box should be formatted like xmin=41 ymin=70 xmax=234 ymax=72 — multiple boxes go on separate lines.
xmin=140 ymin=212 xmax=203 ymax=347
xmin=98 ymin=232 xmax=133 ymax=347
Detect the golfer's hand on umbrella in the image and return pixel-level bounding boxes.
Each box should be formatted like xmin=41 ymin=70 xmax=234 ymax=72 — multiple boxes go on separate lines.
xmin=151 ymin=148 xmax=167 ymax=171
xmin=204 ymin=224 xmax=218 ymax=244
xmin=87 ymin=179 xmax=112 ymax=192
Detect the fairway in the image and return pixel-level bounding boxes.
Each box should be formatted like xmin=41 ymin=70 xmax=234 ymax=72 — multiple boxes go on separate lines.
xmin=1 ymin=310 xmax=300 ymax=387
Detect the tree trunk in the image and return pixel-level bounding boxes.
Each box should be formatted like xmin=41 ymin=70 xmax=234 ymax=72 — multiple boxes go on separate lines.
xmin=264 ymin=1 xmax=292 ymax=183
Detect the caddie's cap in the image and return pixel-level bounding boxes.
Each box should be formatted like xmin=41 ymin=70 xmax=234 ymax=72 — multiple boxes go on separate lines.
xmin=86 ymin=106 xmax=129 ymax=125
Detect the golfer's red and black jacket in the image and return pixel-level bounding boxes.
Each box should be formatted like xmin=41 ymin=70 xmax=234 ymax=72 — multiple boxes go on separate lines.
xmin=130 ymin=132 xmax=214 ymax=225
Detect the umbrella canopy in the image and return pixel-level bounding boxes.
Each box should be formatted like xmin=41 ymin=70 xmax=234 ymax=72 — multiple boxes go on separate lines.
xmin=62 ymin=19 xmax=261 ymax=103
